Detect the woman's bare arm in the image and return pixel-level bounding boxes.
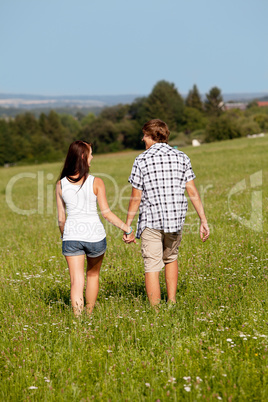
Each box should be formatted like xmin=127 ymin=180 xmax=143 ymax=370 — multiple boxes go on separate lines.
xmin=56 ymin=180 xmax=66 ymax=237
xmin=94 ymin=177 xmax=131 ymax=234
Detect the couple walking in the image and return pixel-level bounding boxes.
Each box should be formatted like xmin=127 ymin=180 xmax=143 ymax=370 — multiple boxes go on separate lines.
xmin=56 ymin=119 xmax=209 ymax=315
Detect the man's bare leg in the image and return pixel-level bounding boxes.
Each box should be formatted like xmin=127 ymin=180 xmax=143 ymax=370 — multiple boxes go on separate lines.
xmin=145 ymin=271 xmax=161 ymax=306
xmin=165 ymin=260 xmax=178 ymax=303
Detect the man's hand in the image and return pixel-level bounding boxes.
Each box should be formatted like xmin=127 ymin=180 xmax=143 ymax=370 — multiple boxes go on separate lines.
xmin=123 ymin=231 xmax=136 ymax=244
xmin=200 ymin=220 xmax=209 ymax=242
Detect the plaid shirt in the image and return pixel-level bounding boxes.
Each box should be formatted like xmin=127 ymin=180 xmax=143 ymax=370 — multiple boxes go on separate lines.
xmin=128 ymin=143 xmax=196 ymax=238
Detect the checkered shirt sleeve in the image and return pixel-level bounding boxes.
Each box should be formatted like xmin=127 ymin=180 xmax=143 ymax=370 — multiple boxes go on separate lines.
xmin=128 ymin=158 xmax=143 ymax=190
xmin=184 ymin=156 xmax=196 ymax=183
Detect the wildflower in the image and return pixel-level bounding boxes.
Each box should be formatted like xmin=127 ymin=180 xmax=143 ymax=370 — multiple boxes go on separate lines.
xmin=28 ymin=386 xmax=38 ymax=389
xmin=145 ymin=383 xmax=150 ymax=387
xmin=184 ymin=386 xmax=191 ymax=392
xmin=226 ymin=338 xmax=232 ymax=342
xmin=107 ymin=350 xmax=112 ymax=353
xmin=168 ymin=377 xmax=176 ymax=383
xmin=183 ymin=376 xmax=191 ymax=381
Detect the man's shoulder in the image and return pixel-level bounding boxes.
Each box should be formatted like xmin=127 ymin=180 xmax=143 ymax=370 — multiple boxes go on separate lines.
xmin=134 ymin=144 xmax=191 ymax=164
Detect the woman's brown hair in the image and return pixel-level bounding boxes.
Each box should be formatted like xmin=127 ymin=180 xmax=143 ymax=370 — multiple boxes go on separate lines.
xmin=59 ymin=141 xmax=92 ymax=185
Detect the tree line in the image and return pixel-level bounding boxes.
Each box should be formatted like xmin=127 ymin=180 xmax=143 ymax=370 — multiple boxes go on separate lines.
xmin=1 ymin=80 xmax=268 ymax=165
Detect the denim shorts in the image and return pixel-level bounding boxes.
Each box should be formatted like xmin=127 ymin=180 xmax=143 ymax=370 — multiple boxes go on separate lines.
xmin=62 ymin=237 xmax=107 ymax=257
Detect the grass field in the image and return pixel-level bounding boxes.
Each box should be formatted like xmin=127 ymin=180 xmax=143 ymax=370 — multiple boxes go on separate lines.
xmin=0 ymin=136 xmax=267 ymax=401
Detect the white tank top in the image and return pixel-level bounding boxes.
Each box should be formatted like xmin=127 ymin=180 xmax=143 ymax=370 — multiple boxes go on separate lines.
xmin=61 ymin=175 xmax=106 ymax=242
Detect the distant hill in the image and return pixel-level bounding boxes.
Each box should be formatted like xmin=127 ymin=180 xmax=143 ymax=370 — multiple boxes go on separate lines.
xmin=0 ymin=93 xmax=141 ymax=109
xmin=1 ymin=92 xmax=268 ymax=118
xmin=221 ymin=93 xmax=268 ymax=102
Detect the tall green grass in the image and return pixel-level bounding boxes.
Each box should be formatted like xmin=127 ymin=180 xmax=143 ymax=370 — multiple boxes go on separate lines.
xmin=0 ymin=136 xmax=267 ymax=401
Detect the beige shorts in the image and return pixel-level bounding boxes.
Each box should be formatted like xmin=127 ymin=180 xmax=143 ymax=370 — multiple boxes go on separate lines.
xmin=141 ymin=227 xmax=182 ymax=273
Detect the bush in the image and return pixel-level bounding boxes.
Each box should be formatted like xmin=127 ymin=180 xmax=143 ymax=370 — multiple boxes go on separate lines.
xmin=205 ymin=114 xmax=241 ymax=142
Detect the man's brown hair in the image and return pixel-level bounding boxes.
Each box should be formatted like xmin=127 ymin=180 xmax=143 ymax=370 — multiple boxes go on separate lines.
xmin=142 ymin=119 xmax=170 ymax=143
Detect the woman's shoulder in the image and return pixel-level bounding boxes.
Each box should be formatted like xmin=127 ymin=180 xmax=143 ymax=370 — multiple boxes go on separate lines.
xmin=93 ymin=176 xmax=105 ymax=186
xmin=92 ymin=176 xmax=105 ymax=196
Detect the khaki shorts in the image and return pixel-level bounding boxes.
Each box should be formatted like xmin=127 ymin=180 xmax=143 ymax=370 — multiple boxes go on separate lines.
xmin=141 ymin=227 xmax=182 ymax=273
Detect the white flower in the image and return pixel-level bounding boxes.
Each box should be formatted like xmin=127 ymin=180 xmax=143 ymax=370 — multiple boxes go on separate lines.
xmin=243 ymin=338 xmax=247 ymax=341
xmin=226 ymin=338 xmax=232 ymax=342
xmin=183 ymin=376 xmax=191 ymax=381
xmin=184 ymin=386 xmax=191 ymax=392
xmin=107 ymin=350 xmax=112 ymax=353
xmin=196 ymin=376 xmax=203 ymax=382
xmin=217 ymin=397 xmax=222 ymax=400
xmin=44 ymin=376 xmax=50 ymax=382
xmin=28 ymin=386 xmax=38 ymax=390
xmin=145 ymin=383 xmax=150 ymax=387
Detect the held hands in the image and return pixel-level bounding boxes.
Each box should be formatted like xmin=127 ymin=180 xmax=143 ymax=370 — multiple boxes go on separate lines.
xmin=123 ymin=232 xmax=136 ymax=243
xmin=200 ymin=220 xmax=210 ymax=242
xmin=123 ymin=226 xmax=136 ymax=244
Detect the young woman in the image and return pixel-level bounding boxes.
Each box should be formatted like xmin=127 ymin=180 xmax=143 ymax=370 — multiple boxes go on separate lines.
xmin=56 ymin=141 xmax=132 ymax=316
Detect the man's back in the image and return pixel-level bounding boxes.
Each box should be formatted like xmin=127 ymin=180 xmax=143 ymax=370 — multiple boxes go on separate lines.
xmin=128 ymin=143 xmax=195 ymax=238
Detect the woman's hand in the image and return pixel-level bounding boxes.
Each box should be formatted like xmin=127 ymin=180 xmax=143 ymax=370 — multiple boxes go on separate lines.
xmin=123 ymin=231 xmax=136 ymax=244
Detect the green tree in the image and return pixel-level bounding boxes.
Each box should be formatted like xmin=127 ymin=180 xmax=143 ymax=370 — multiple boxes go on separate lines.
xmin=205 ymin=114 xmax=241 ymax=142
xmin=144 ymin=80 xmax=184 ymax=131
xmin=246 ymin=100 xmax=258 ymax=109
xmin=204 ymin=86 xmax=224 ymax=116
xmin=80 ymin=113 xmax=96 ymax=128
xmin=39 ymin=111 xmax=65 ymax=152
xmin=60 ymin=114 xmax=81 ymax=145
xmin=185 ymin=84 xmax=203 ymax=111
xmin=79 ymin=119 xmax=119 ymax=153
xmin=0 ymin=120 xmax=16 ymax=165
xmin=115 ymin=120 xmax=141 ymax=149
xmin=100 ymin=104 xmax=129 ymax=123
xmin=13 ymin=113 xmax=41 ymax=160
xmin=182 ymin=107 xmax=208 ymax=133
xmin=75 ymin=111 xmax=86 ymax=121
xmin=129 ymin=97 xmax=147 ymax=125
xmin=253 ymin=114 xmax=268 ymax=131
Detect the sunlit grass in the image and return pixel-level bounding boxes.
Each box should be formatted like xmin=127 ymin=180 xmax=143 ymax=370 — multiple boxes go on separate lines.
xmin=0 ymin=137 xmax=267 ymax=400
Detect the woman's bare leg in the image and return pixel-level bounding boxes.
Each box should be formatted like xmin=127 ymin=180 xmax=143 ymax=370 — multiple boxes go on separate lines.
xmin=66 ymin=255 xmax=85 ymax=316
xmin=85 ymin=254 xmax=104 ymax=315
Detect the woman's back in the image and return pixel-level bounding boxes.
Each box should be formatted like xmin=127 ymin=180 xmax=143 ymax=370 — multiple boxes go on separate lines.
xmin=61 ymin=175 xmax=106 ymax=242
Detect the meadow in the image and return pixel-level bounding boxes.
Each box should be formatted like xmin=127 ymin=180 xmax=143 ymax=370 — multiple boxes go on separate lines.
xmin=0 ymin=136 xmax=267 ymax=401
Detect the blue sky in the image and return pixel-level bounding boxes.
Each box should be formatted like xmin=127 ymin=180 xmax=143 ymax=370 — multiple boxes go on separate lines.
xmin=1 ymin=0 xmax=267 ymax=96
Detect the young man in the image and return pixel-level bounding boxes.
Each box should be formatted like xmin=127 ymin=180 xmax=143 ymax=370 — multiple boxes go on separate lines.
xmin=124 ymin=119 xmax=209 ymax=305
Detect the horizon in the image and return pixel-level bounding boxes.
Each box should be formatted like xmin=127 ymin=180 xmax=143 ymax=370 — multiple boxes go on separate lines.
xmin=1 ymin=90 xmax=268 ymax=98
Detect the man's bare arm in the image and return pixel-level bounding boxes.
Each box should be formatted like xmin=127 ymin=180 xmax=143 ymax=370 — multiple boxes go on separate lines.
xmin=186 ymin=180 xmax=210 ymax=242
